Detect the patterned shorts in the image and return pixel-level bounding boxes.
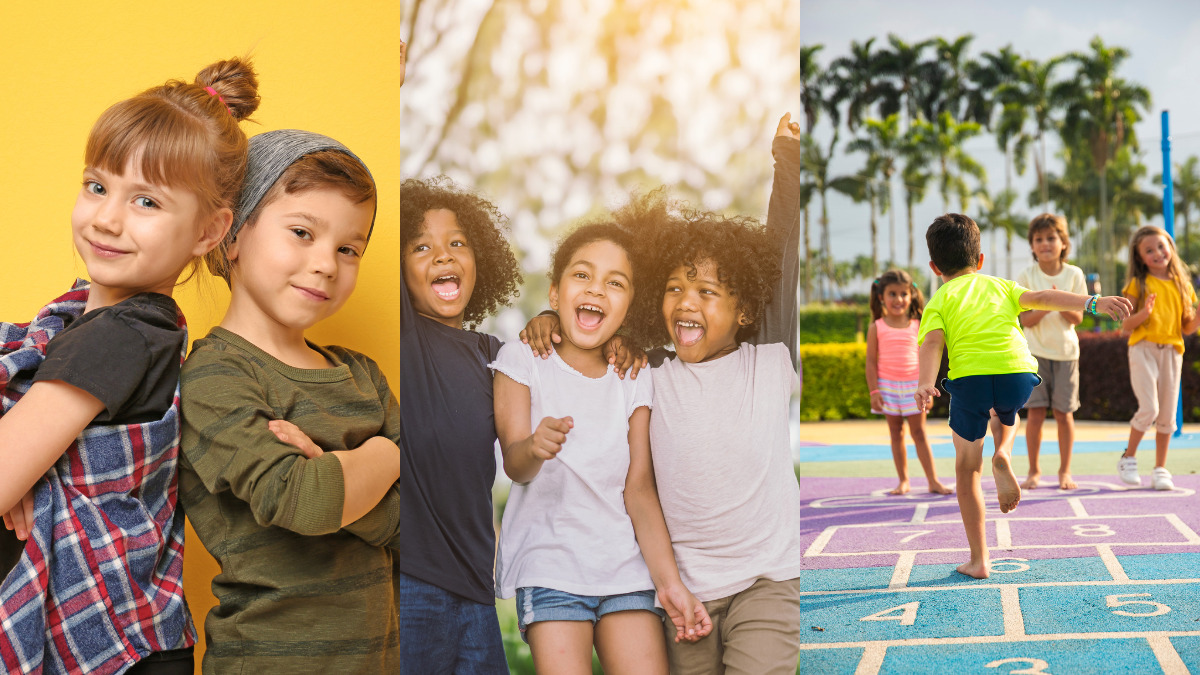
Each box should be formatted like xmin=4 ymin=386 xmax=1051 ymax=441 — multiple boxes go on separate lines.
xmin=873 ymin=377 xmax=921 ymax=417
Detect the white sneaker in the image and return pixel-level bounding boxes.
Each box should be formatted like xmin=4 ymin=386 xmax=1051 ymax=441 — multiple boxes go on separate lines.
xmin=1117 ymin=453 xmax=1140 ymax=486
xmin=1153 ymin=467 xmax=1175 ymax=491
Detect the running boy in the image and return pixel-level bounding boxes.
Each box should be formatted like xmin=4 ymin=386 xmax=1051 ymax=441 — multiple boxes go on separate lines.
xmin=915 ymin=214 xmax=1131 ymax=579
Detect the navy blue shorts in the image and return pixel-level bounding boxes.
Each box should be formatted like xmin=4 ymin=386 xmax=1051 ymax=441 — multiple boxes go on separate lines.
xmin=942 ymin=373 xmax=1041 ymax=442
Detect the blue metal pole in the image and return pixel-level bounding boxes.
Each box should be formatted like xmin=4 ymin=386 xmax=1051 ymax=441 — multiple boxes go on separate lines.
xmin=1162 ymin=111 xmax=1182 ymax=436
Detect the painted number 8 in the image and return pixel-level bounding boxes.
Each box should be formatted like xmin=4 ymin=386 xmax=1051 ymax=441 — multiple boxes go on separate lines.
xmin=986 ymin=658 xmax=1051 ymax=674
xmin=1071 ymin=523 xmax=1114 ymax=537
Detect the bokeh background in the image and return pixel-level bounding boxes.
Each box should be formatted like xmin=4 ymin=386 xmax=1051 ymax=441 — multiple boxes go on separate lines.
xmin=0 ymin=2 xmax=402 ymax=668
xmin=402 ymin=0 xmax=802 ymax=339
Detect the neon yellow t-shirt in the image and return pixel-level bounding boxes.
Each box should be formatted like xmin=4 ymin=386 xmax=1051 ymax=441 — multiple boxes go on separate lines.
xmin=1124 ymin=274 xmax=1197 ymax=354
xmin=917 ymin=273 xmax=1038 ymax=378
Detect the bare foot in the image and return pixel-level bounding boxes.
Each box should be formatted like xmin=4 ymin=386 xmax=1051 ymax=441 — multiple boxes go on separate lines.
xmin=889 ymin=480 xmax=911 ymax=495
xmin=1058 ymin=472 xmax=1077 ymax=490
xmin=993 ymin=453 xmax=1021 ymax=513
xmin=956 ymin=559 xmax=990 ymax=579
xmin=1021 ymin=473 xmax=1041 ymax=490
xmin=928 ymin=480 xmax=954 ymax=495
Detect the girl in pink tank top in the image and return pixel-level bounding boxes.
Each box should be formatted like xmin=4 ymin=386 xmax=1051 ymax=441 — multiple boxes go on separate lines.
xmin=866 ymin=270 xmax=952 ymax=496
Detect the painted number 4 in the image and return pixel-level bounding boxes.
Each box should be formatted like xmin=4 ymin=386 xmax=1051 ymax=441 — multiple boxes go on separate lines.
xmin=1106 ymin=593 xmax=1171 ymax=617
xmin=860 ymin=601 xmax=919 ymax=626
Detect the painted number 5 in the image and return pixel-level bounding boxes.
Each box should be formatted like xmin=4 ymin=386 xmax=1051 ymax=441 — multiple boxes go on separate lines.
xmin=1106 ymin=593 xmax=1171 ymax=617
xmin=986 ymin=658 xmax=1051 ymax=674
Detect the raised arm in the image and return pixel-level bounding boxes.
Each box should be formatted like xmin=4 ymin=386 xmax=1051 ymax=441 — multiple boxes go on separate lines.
xmin=1020 ymin=289 xmax=1131 ymax=321
xmin=754 ymin=114 xmax=803 ymax=363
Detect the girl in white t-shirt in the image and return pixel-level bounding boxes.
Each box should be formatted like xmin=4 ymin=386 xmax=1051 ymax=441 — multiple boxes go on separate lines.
xmin=491 ymin=223 xmax=710 ymax=674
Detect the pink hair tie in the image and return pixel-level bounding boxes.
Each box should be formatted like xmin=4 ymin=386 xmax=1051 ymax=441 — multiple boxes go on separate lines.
xmin=204 ymin=86 xmax=234 ymax=116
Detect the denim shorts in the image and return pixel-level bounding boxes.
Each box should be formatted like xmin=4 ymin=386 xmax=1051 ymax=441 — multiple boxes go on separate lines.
xmin=942 ymin=372 xmax=1041 ymax=442
xmin=515 ymin=587 xmax=664 ymax=640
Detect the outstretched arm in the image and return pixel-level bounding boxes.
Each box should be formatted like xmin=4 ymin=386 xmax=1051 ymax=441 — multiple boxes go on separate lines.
xmin=755 ymin=114 xmax=803 ymax=362
xmin=1020 ymin=289 xmax=1131 ymax=321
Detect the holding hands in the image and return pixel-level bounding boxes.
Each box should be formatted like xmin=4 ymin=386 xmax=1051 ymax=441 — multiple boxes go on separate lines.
xmin=659 ymin=583 xmax=714 ymax=643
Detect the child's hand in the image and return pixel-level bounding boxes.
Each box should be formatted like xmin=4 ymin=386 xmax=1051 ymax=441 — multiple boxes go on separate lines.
xmin=530 ymin=416 xmax=573 ymax=461
xmin=659 ymin=583 xmax=713 ymax=643
xmin=870 ymin=391 xmax=884 ymax=412
xmin=2 ymin=487 xmax=36 ymax=541
xmin=604 ymin=335 xmax=648 ymax=380
xmin=914 ymin=384 xmax=940 ymax=412
xmin=1098 ymin=295 xmax=1134 ymax=321
xmin=520 ymin=313 xmax=561 ymax=359
xmin=775 ymin=112 xmax=801 ymax=140
xmin=268 ymin=420 xmax=324 ymax=459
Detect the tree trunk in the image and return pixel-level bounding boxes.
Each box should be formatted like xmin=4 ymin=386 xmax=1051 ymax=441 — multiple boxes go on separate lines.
xmin=1006 ymin=229 xmax=1013 ymax=279
xmin=802 ymin=205 xmax=812 ymax=304
xmin=887 ymin=177 xmax=896 ymax=266
xmin=907 ymin=192 xmax=915 ymax=270
xmin=821 ymin=192 xmax=831 ymax=303
xmin=870 ymin=197 xmax=878 ymax=278
xmin=1039 ymin=133 xmax=1049 ymax=211
xmin=1099 ymin=168 xmax=1111 ymax=292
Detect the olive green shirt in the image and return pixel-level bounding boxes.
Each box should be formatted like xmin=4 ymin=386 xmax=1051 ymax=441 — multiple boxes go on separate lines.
xmin=180 ymin=327 xmax=402 ymax=673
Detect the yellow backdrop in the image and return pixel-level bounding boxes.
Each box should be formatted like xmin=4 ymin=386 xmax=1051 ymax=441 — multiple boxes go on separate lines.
xmin=0 ymin=2 xmax=401 ymax=669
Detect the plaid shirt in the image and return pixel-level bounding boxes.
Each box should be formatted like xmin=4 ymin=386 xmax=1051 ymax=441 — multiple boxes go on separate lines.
xmin=0 ymin=281 xmax=195 ymax=675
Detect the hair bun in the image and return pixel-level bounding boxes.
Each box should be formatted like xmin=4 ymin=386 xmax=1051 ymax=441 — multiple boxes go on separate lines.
xmin=195 ymin=57 xmax=260 ymax=122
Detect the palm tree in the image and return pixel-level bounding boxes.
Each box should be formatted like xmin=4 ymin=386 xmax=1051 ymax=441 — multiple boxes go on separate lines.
xmin=964 ymin=45 xmax=1022 ymax=130
xmin=847 ymin=115 xmax=902 ymax=266
xmin=875 ymin=34 xmax=932 ymax=128
xmin=976 ymin=188 xmax=1025 ymax=278
xmin=1162 ymin=156 xmax=1200 ymax=264
xmin=916 ymin=112 xmax=986 ymax=213
xmin=997 ymin=57 xmax=1063 ymax=211
xmin=1055 ymin=36 xmax=1152 ymax=289
xmin=827 ymin=38 xmax=883 ymax=134
xmin=915 ymin=34 xmax=975 ymax=122
xmin=830 ymin=167 xmax=880 ymax=278
xmin=900 ymin=124 xmax=935 ymax=268
xmin=799 ymin=44 xmax=825 ymax=303
xmin=800 ymin=134 xmax=836 ymax=301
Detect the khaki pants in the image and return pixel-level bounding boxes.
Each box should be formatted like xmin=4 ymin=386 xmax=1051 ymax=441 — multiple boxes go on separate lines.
xmin=1128 ymin=340 xmax=1183 ymax=434
xmin=664 ymin=578 xmax=801 ymax=675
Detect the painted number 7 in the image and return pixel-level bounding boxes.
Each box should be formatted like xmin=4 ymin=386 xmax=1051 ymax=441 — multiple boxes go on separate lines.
xmin=1106 ymin=593 xmax=1171 ymax=617
xmin=893 ymin=530 xmax=933 ymax=544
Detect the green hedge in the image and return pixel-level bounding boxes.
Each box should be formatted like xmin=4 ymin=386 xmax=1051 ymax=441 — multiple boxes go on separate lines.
xmin=798 ymin=343 xmax=871 ymax=421
xmin=798 ymin=305 xmax=870 ymax=344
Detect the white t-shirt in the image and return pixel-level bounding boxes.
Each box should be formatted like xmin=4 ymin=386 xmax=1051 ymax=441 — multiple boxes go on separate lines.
xmin=1016 ymin=263 xmax=1086 ymax=361
xmin=649 ymin=342 xmax=803 ymax=602
xmin=490 ymin=342 xmax=655 ymax=598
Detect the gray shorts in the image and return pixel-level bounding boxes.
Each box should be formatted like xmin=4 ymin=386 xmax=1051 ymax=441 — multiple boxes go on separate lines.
xmin=1025 ymin=356 xmax=1080 ymax=413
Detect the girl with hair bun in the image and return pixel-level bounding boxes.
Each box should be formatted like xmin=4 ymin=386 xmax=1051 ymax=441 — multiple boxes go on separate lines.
xmin=0 ymin=57 xmax=258 ymax=674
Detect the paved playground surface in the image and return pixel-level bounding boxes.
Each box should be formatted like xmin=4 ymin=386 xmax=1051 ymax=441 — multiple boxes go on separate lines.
xmin=794 ymin=419 xmax=1200 ymax=674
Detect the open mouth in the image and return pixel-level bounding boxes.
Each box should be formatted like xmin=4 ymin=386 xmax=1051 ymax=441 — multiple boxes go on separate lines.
xmin=675 ymin=320 xmax=704 ymax=346
xmin=432 ymin=274 xmax=461 ymax=301
xmin=575 ymin=303 xmax=605 ymax=330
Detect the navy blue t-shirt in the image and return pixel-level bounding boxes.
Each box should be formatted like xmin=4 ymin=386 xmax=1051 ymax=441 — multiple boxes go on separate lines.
xmin=397 ymin=269 xmax=501 ymax=605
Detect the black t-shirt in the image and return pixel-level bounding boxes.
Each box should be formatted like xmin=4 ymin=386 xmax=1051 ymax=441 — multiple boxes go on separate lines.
xmin=397 ymin=269 xmax=502 ymax=606
xmin=33 ymin=293 xmax=184 ymax=425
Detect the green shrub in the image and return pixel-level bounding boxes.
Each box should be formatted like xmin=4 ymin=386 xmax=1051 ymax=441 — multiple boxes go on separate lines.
xmin=798 ymin=305 xmax=869 ymax=344
xmin=797 ymin=343 xmax=872 ymax=421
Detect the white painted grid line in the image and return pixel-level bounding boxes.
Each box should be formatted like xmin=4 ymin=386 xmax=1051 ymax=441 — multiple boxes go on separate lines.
xmin=853 ymin=644 xmax=886 ymax=675
xmin=1146 ymin=635 xmax=1190 ymax=675
xmin=797 ymin=629 xmax=1200 ymax=650
xmin=799 ymin=578 xmax=1200 ymax=597
xmin=910 ymin=503 xmax=929 ymax=524
xmin=1164 ymin=513 xmax=1200 ymax=544
xmin=1000 ymin=586 xmax=1025 ymax=638
xmin=805 ymin=527 xmax=838 ymax=557
xmin=1067 ymin=497 xmax=1088 ymax=517
xmin=995 ymin=519 xmax=1012 ymax=548
xmin=1096 ymin=544 xmax=1130 ymax=582
xmin=889 ymin=552 xmax=916 ymax=590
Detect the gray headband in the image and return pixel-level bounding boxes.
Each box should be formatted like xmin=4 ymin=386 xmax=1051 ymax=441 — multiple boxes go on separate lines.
xmin=230 ymin=129 xmax=375 ymax=239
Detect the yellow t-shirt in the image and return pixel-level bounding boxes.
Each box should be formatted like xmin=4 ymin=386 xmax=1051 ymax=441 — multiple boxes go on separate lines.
xmin=1124 ymin=274 xmax=1198 ymax=354
xmin=918 ymin=273 xmax=1038 ymax=379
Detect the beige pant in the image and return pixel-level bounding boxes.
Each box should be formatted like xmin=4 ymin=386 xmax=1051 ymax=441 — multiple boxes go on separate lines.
xmin=664 ymin=578 xmax=801 ymax=675
xmin=1128 ymin=340 xmax=1183 ymax=434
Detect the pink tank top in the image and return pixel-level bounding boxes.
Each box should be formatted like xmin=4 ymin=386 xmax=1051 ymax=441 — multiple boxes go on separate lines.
xmin=875 ymin=317 xmax=919 ymax=381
